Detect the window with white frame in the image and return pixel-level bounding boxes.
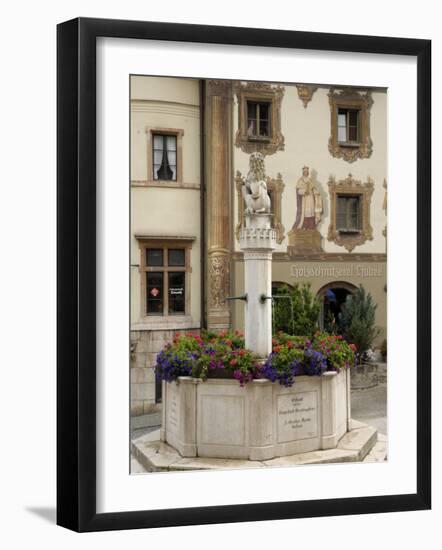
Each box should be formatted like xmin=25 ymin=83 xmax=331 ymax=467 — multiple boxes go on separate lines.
xmin=152 ymin=134 xmax=177 ymax=181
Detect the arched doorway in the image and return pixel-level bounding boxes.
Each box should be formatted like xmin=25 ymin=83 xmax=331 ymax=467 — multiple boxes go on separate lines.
xmin=317 ymin=281 xmax=357 ymax=333
xmin=271 ymin=281 xmax=294 ymax=295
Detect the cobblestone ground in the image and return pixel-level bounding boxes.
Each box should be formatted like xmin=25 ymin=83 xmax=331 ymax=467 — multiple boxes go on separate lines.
xmin=351 ymin=382 xmax=387 ymax=435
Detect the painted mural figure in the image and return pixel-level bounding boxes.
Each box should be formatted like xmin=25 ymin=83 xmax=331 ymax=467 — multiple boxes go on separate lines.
xmin=294 ymin=166 xmax=323 ymax=229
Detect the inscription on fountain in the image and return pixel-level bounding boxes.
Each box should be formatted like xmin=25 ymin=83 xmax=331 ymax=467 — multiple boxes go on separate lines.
xmin=166 ymin=390 xmax=179 ymax=435
xmin=277 ymin=391 xmax=318 ymax=443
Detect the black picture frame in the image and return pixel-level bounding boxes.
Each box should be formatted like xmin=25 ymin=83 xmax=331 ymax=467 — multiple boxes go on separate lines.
xmin=57 ymin=17 xmax=431 ymax=532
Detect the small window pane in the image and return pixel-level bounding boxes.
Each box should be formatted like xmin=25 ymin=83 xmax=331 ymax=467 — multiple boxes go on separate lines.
xmin=168 ymin=272 xmax=185 ymax=314
xmin=168 ymin=249 xmax=185 ymax=266
xmin=348 ymin=125 xmax=358 ymax=142
xmin=153 ymin=150 xmax=163 ymax=165
xmin=336 ymin=197 xmax=347 ymax=229
xmin=166 ymin=135 xmax=177 ymax=151
xmin=337 ymin=125 xmax=347 ymax=142
xmin=247 ymin=119 xmax=257 ymax=136
xmin=146 ymin=248 xmax=163 ymax=266
xmin=247 ymin=101 xmax=257 ymax=119
xmin=147 ymin=272 xmax=164 ymax=315
xmin=338 ymin=112 xmax=346 ymax=127
xmin=259 ymin=102 xmax=269 ymax=121
xmin=166 ymin=150 xmax=176 ymax=166
xmin=259 ymin=119 xmax=269 ymax=137
xmin=348 ymin=110 xmax=359 ymax=126
xmin=348 ymin=197 xmax=360 ymax=229
xmin=153 ymin=135 xmax=164 ymax=149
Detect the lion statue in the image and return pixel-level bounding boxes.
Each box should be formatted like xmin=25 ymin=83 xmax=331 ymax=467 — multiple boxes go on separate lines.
xmin=241 ymin=152 xmax=271 ymax=214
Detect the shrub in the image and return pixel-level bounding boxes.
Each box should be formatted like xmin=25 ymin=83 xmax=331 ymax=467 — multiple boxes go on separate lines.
xmin=338 ymin=285 xmax=380 ymax=363
xmin=272 ymin=283 xmax=321 ymax=337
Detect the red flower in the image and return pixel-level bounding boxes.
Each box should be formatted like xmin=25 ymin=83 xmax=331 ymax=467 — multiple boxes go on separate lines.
xmin=225 ymin=339 xmax=232 ymax=346
xmin=287 ymin=341 xmax=294 ymax=349
xmin=239 ymin=349 xmax=246 ymax=356
xmin=273 ymin=345 xmax=282 ymax=353
xmin=349 ymin=343 xmax=357 ymax=351
xmin=230 ymin=359 xmax=238 ymax=366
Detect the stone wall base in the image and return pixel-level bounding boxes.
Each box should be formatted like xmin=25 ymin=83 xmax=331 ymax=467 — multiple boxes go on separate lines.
xmin=130 ymin=328 xmax=200 ymax=416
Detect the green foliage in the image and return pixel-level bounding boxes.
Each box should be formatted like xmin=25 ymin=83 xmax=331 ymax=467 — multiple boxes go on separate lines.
xmin=272 ymin=283 xmax=321 ymax=337
xmin=338 ymin=285 xmax=380 ymax=361
xmin=324 ymin=309 xmax=339 ymax=335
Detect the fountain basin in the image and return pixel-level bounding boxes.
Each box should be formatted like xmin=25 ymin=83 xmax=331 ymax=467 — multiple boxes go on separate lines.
xmin=161 ymin=369 xmax=350 ymax=460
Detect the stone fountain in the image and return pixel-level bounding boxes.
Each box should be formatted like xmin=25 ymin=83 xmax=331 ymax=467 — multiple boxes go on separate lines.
xmin=161 ymin=153 xmax=351 ymax=461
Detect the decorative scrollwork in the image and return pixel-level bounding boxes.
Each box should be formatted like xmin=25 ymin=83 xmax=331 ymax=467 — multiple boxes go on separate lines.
xmin=328 ymin=88 xmax=373 ymax=163
xmin=296 ymin=84 xmax=318 ymax=108
xmin=234 ymin=81 xmax=285 ymax=155
xmin=327 ymin=173 xmax=374 ymax=252
xmin=208 ymin=253 xmax=230 ymax=308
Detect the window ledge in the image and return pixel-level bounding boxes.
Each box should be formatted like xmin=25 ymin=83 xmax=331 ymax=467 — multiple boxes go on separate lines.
xmin=132 ymin=317 xmax=200 ymax=332
xmin=337 ymin=229 xmax=362 ymax=235
xmin=337 ymin=142 xmax=361 ymax=148
xmin=247 ymin=136 xmax=271 ymax=143
xmin=131 ymin=180 xmax=200 ymax=190
xmin=134 ymin=234 xmax=196 ymax=241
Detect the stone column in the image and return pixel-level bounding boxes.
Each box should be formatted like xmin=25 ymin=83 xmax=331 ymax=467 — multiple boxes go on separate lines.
xmin=239 ymin=214 xmax=276 ymax=358
xmin=206 ymin=80 xmax=233 ymax=331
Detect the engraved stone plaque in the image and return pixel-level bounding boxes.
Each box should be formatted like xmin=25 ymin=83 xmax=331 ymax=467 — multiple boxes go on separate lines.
xmin=277 ymin=390 xmax=318 ymax=443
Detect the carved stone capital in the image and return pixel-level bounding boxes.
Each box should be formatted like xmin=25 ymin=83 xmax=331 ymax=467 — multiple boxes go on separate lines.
xmin=206 ymin=79 xmax=233 ymax=98
xmin=239 ymin=226 xmax=277 ymax=251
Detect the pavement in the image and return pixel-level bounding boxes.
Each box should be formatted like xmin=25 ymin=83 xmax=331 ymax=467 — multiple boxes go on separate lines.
xmin=351 ymin=382 xmax=387 ymax=435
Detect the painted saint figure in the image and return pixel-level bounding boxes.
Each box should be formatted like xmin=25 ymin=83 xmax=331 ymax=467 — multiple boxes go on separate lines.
xmin=293 ymin=166 xmax=323 ymax=229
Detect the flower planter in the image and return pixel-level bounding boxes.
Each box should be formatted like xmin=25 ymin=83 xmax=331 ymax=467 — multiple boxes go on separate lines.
xmin=161 ymin=369 xmax=350 ymax=460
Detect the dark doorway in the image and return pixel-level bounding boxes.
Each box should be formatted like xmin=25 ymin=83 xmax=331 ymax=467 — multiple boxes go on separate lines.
xmin=318 ymin=282 xmax=356 ymax=333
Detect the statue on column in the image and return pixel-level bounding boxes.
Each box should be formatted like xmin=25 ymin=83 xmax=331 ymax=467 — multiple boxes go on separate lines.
xmin=288 ymin=166 xmax=324 ymax=254
xmin=241 ymin=152 xmax=271 ymax=215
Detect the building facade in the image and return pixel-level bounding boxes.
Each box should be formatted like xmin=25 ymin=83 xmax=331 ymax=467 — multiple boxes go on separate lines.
xmin=130 ymin=76 xmax=387 ymax=418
